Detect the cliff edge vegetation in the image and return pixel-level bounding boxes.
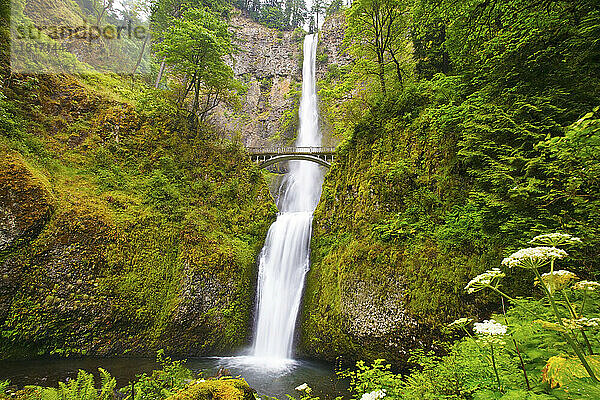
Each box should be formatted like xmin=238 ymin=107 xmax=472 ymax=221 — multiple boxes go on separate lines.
xmin=301 ymin=0 xmax=600 ymax=367
xmin=0 ymin=71 xmax=276 ymax=359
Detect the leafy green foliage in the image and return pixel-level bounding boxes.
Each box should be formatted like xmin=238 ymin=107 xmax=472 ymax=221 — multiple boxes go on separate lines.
xmin=120 ymin=350 xmax=191 ymax=400
xmin=306 ymin=0 xmax=600 ymax=368
xmin=340 ymin=359 xmax=403 ymax=398
xmin=543 ymin=356 xmax=600 ymax=389
xmin=345 ymin=0 xmax=410 ymax=93
xmin=0 ymin=380 xmax=9 ymax=395
xmin=23 ymin=369 xmax=115 ymax=400
xmin=332 ymin=293 xmax=600 ymax=399
xmin=157 ymin=6 xmax=242 ymax=126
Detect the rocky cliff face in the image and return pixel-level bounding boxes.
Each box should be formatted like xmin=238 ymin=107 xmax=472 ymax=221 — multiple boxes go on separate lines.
xmin=316 ymin=13 xmax=351 ymax=83
xmin=210 ymin=11 xmax=304 ymax=147
xmin=315 ymin=13 xmax=352 ymax=144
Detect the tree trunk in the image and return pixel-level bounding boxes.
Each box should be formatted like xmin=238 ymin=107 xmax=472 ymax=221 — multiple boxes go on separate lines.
xmin=390 ymin=50 xmax=403 ymax=87
xmin=378 ymin=53 xmax=386 ymax=94
xmin=132 ymin=34 xmax=149 ymax=75
xmin=155 ymin=58 xmax=166 ymax=88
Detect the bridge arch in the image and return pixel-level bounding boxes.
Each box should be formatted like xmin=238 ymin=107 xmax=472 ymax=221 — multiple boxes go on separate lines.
xmin=259 ymin=154 xmax=331 ymax=168
xmin=248 ymin=146 xmax=335 ymax=170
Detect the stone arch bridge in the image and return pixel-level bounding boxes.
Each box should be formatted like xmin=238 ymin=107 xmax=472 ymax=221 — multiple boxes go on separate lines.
xmin=247 ymin=146 xmax=335 ymax=169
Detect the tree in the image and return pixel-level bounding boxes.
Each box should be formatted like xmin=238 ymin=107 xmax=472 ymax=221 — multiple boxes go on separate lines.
xmin=157 ymin=7 xmax=242 ymax=127
xmin=345 ymin=0 xmax=410 ymax=93
xmin=151 ymin=0 xmax=230 ymax=87
xmin=284 ymin=0 xmax=308 ymax=30
xmin=92 ymin=0 xmax=114 ymax=24
xmin=308 ymin=15 xmax=316 ymax=33
xmin=311 ymin=0 xmax=328 ymax=30
xmin=259 ymin=3 xmax=287 ymax=29
xmin=326 ymin=0 xmax=343 ymax=17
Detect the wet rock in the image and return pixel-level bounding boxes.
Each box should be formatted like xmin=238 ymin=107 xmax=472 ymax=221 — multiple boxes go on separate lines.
xmin=209 ymin=10 xmax=303 ymax=147
xmin=316 ymin=13 xmax=352 ymax=82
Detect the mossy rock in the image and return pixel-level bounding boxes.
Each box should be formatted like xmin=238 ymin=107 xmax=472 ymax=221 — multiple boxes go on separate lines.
xmin=0 ymin=150 xmax=53 ymax=253
xmin=167 ymin=379 xmax=255 ymax=400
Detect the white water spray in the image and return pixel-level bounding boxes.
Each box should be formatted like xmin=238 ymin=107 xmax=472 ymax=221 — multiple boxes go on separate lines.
xmin=252 ymin=34 xmax=323 ymax=360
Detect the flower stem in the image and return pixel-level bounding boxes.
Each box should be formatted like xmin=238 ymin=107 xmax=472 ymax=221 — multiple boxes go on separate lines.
xmin=501 ymin=298 xmax=530 ymax=391
xmin=533 ymin=268 xmax=598 ymax=381
xmin=462 ymin=326 xmax=483 ymax=350
xmin=560 ymin=290 xmax=594 ymax=355
xmin=490 ymin=343 xmax=501 ymax=391
xmin=486 ymin=285 xmax=536 ymax=316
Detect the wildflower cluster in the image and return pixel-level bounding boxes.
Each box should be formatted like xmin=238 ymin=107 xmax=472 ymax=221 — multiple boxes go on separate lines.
xmin=540 ymin=270 xmax=578 ymax=293
xmin=460 ymin=232 xmax=600 ymax=384
xmin=501 ymin=247 xmax=567 ymax=269
xmin=473 ymin=319 xmax=508 ymax=336
xmin=295 ymin=383 xmax=310 ymax=392
xmin=563 ymin=317 xmax=600 ymax=330
xmin=573 ymin=280 xmax=600 ymax=292
xmin=530 ymin=233 xmax=582 ymax=247
xmin=360 ymin=389 xmax=386 ymax=400
xmin=465 ymin=268 xmax=505 ymax=294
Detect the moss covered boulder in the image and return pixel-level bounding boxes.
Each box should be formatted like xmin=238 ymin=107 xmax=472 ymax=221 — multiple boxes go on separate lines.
xmin=168 ymin=379 xmax=255 ymax=400
xmin=0 ymin=152 xmax=52 ymax=253
xmin=0 ymin=151 xmax=53 ymax=323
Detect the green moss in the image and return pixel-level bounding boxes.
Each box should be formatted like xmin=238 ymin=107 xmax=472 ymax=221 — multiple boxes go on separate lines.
xmin=0 ymin=73 xmax=276 ymax=359
xmin=274 ymin=80 xmax=301 ymax=144
xmin=167 ymin=378 xmax=255 ymax=400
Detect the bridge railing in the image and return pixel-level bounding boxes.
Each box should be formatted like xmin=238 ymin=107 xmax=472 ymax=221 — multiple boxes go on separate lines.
xmin=246 ymin=146 xmax=335 ymax=155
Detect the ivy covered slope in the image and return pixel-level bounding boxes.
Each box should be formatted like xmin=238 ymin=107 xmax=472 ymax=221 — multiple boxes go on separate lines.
xmin=0 ymin=73 xmax=276 ymax=359
xmin=300 ymin=0 xmax=600 ymax=366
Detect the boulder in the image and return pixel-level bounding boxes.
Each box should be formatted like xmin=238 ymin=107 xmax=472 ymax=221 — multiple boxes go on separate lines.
xmin=167 ymin=379 xmax=255 ymax=400
xmin=0 ymin=152 xmax=52 ymax=253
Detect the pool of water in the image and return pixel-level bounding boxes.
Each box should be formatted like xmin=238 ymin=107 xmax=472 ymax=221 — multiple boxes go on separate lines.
xmin=0 ymin=356 xmax=348 ymax=399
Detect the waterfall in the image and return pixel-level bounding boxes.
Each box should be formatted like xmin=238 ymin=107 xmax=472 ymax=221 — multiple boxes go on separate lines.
xmin=252 ymin=34 xmax=323 ymax=360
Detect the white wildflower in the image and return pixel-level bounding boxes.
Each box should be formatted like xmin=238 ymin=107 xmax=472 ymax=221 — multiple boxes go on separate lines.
xmin=501 ymin=247 xmax=567 ymax=269
xmin=530 ymin=233 xmax=582 ymax=247
xmin=465 ymin=268 xmax=505 ymax=294
xmin=473 ymin=319 xmax=508 ymax=336
xmin=573 ymin=280 xmax=600 ymax=292
xmin=295 ymin=383 xmax=310 ymax=392
xmin=360 ymin=390 xmax=386 ymax=400
xmin=564 ymin=317 xmax=600 ymax=330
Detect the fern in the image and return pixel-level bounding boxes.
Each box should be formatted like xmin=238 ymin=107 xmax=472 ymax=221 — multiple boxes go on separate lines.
xmin=98 ymin=369 xmax=116 ymax=400
xmin=28 ymin=368 xmax=116 ymax=400
xmin=0 ymin=380 xmax=9 ymax=395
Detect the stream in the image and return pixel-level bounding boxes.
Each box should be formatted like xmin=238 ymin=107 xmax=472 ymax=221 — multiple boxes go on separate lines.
xmin=0 ymin=357 xmax=347 ymax=399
